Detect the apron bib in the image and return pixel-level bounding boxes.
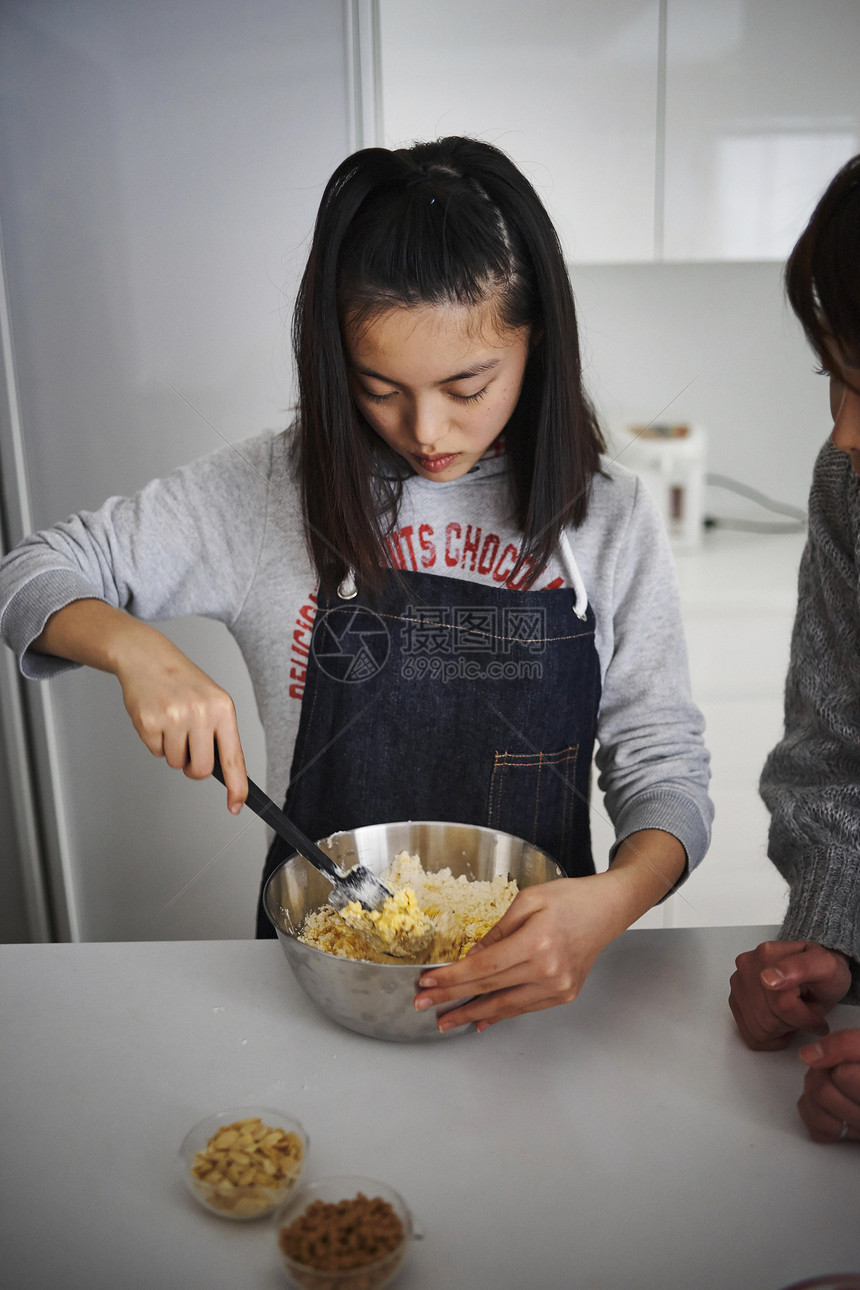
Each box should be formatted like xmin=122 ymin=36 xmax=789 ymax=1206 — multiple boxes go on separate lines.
xmin=257 ymin=569 xmax=601 ymax=936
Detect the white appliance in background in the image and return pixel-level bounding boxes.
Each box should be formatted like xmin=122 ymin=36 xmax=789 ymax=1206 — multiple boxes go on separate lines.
xmin=611 ymin=423 xmax=707 ymax=550
xmin=0 ymin=0 xmax=354 ymax=944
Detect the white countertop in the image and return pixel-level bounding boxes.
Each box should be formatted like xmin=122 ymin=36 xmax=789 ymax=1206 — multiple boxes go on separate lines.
xmin=2 ymin=927 xmax=858 ymax=1290
xmin=672 ymin=526 xmax=807 ymax=617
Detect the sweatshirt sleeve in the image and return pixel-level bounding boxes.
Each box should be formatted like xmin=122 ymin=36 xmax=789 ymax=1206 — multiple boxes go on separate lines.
xmin=0 ymin=432 xmax=275 ymax=680
xmin=759 ymin=442 xmax=860 ymax=1004
xmin=592 ymin=474 xmax=713 ymax=877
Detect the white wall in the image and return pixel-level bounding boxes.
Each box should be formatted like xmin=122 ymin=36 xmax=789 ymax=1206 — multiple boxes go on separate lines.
xmin=570 ymin=260 xmax=827 ymax=930
xmin=571 ymin=260 xmax=829 ymax=512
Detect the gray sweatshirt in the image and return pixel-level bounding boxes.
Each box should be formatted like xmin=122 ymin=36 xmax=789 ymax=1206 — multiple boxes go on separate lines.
xmin=0 ymin=430 xmax=712 ymax=871
xmin=760 ymin=440 xmax=860 ymax=1002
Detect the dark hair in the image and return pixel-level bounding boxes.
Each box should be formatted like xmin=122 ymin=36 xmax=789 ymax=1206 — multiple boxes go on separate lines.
xmin=785 ymin=152 xmax=860 ymax=369
xmin=292 ymin=136 xmax=604 ymax=593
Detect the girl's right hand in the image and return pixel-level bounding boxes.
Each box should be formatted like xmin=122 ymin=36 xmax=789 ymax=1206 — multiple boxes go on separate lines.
xmin=114 ymin=631 xmax=248 ymax=813
xmin=33 ymin=599 xmax=248 ymax=812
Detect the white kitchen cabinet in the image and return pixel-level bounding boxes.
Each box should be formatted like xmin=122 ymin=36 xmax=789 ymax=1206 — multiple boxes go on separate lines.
xmin=378 ymin=0 xmax=860 ymax=263
xmin=663 ymin=0 xmax=860 ymax=260
xmin=378 ymin=0 xmax=661 ymax=263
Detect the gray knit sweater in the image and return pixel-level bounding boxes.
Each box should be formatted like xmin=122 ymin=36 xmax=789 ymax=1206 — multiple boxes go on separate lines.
xmin=760 ymin=440 xmax=860 ymax=1003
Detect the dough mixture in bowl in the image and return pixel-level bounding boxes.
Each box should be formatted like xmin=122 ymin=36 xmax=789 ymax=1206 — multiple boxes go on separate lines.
xmin=297 ymin=852 xmax=519 ymax=964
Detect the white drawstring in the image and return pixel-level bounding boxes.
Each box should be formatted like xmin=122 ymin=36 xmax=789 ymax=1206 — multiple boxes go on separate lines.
xmin=337 ymin=570 xmax=358 ymax=600
xmin=558 ymin=532 xmax=589 ymax=620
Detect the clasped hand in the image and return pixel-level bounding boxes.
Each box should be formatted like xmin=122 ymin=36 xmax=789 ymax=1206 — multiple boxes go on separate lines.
xmin=729 ymin=938 xmax=859 ymax=1144
xmin=728 ymin=939 xmax=851 ymax=1050
xmin=799 ymin=1030 xmax=860 ymax=1144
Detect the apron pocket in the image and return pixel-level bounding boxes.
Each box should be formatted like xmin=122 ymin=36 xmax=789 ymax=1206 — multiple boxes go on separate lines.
xmin=486 ymin=745 xmax=580 ymax=846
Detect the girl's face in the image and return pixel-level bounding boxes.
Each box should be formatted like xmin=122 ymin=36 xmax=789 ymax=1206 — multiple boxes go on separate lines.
xmin=345 ymin=301 xmax=531 ymax=482
xmin=824 ymin=338 xmax=860 ymax=475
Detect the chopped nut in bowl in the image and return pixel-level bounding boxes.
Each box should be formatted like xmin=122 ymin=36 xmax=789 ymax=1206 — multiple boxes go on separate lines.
xmin=274 ymin=1175 xmax=412 ymax=1290
xmin=181 ymin=1107 xmax=307 ymax=1220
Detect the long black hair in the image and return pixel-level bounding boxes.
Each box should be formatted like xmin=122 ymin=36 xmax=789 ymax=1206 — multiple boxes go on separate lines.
xmin=785 ymin=152 xmax=860 ymax=370
xmin=293 ymin=136 xmax=604 ymax=593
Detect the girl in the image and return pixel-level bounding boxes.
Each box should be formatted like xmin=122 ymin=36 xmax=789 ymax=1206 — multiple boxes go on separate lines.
xmin=0 ymin=137 xmax=711 ymax=1031
xmin=728 ymin=152 xmax=860 ymax=1140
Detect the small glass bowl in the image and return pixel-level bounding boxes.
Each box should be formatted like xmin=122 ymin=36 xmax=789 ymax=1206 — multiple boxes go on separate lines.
xmin=274 ymin=1175 xmax=412 ymax=1290
xmin=180 ymin=1107 xmax=308 ymax=1221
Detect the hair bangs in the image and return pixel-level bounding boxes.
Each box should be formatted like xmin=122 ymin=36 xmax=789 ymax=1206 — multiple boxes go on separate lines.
xmin=338 ymin=176 xmax=531 ymax=332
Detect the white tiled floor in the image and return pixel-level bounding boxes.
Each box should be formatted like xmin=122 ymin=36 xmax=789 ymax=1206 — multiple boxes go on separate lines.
xmin=591 ymin=527 xmax=808 ymax=930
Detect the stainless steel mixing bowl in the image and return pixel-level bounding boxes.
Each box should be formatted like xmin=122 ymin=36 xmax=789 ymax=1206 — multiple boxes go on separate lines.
xmin=263 ymin=820 xmax=564 ymax=1042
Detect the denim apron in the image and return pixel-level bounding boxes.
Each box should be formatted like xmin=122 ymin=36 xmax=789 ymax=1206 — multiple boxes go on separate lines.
xmin=257 ymin=568 xmax=601 ymax=936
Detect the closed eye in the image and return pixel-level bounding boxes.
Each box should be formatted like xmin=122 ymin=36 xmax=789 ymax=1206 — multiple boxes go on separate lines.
xmin=360 ymin=384 xmax=489 ymax=404
xmin=360 ymin=387 xmax=396 ymax=403
xmin=449 ymin=386 xmax=488 ymax=403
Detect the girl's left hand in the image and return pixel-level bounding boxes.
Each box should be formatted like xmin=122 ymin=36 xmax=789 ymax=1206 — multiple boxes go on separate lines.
xmin=414 ymin=829 xmax=686 ymax=1033
xmin=414 ymin=873 xmax=626 ymax=1032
